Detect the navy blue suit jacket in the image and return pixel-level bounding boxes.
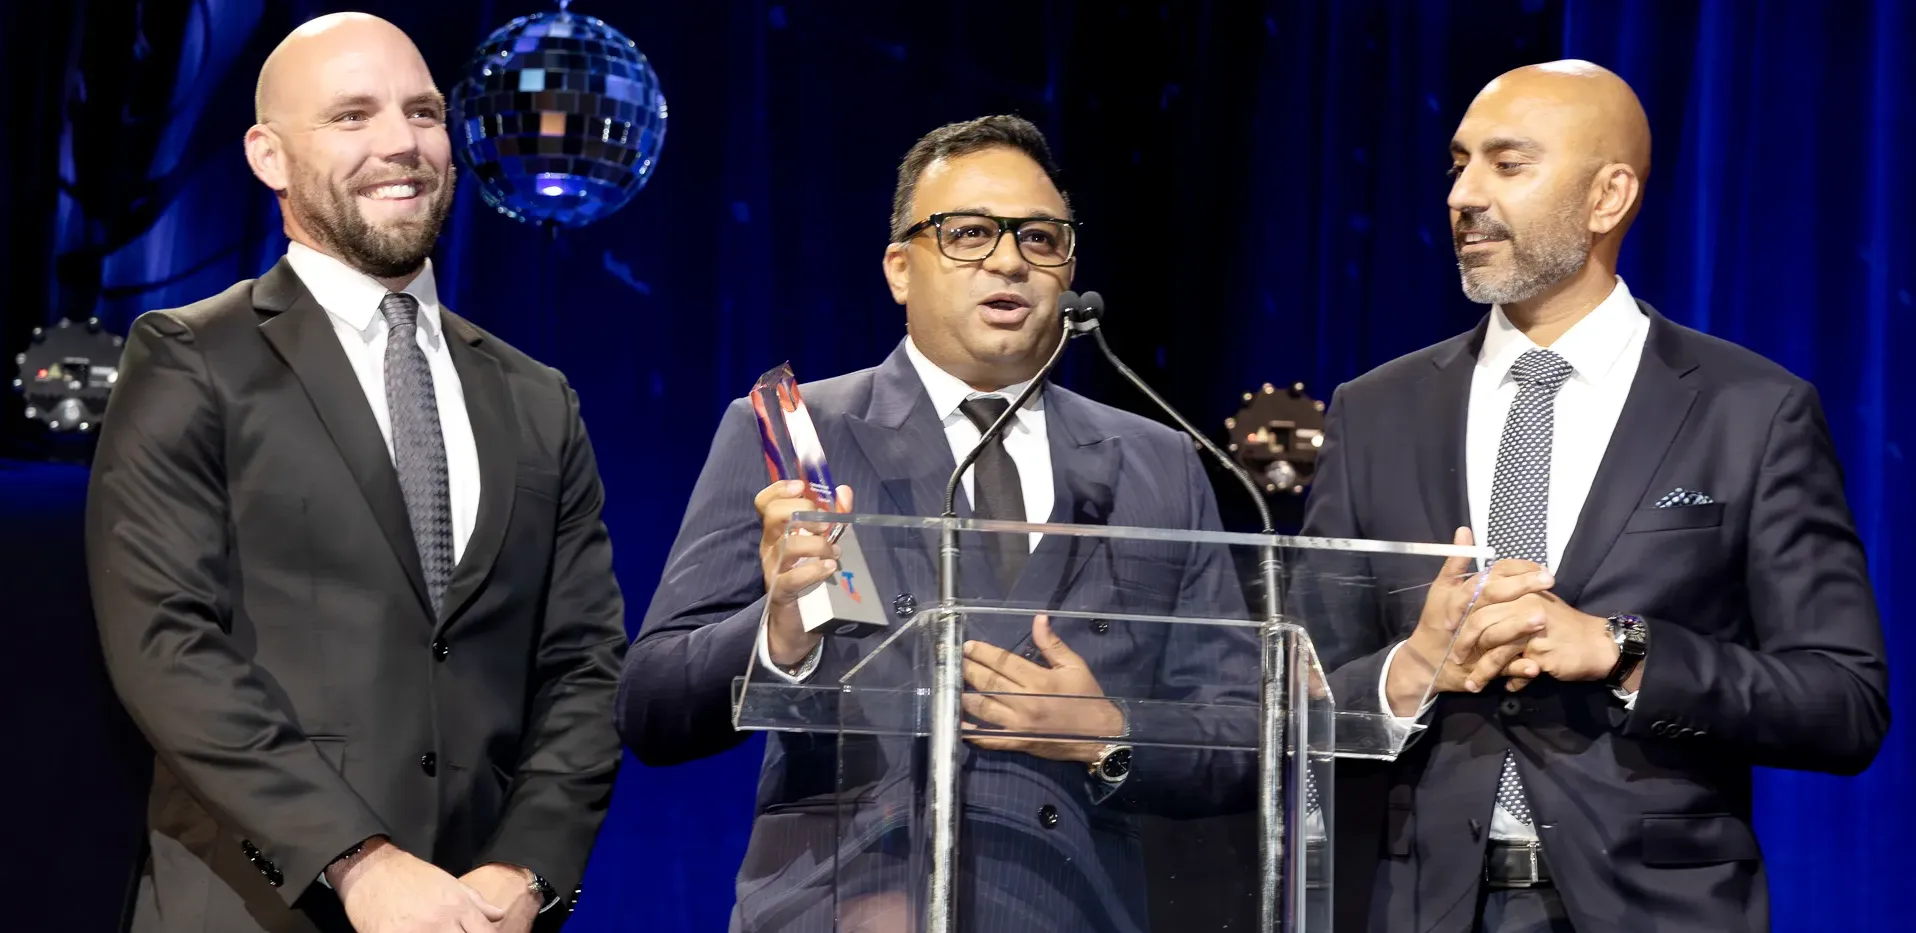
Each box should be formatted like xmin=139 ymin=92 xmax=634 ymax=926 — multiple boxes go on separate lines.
xmin=618 ymin=342 xmax=1257 ymax=932
xmin=1304 ymin=302 xmax=1889 ymax=933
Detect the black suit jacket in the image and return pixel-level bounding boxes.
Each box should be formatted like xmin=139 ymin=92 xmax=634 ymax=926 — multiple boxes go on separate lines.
xmin=86 ymin=259 xmax=628 ymax=933
xmin=1304 ymin=301 xmax=1889 ymax=933
xmin=617 ymin=344 xmax=1258 ymax=932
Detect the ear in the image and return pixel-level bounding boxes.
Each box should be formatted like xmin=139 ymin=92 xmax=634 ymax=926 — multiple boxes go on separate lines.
xmin=882 ymin=242 xmax=910 ymax=305
xmin=1587 ymin=162 xmax=1641 ymax=236
xmin=245 ymin=124 xmax=289 ymax=192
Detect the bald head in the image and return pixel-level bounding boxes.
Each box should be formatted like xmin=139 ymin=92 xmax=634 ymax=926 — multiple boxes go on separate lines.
xmin=1447 ymin=60 xmax=1651 ymax=310
xmin=244 ymin=12 xmax=455 ymax=284
xmin=255 ymin=13 xmax=432 ymax=124
xmin=1472 ymin=60 xmax=1652 ymax=185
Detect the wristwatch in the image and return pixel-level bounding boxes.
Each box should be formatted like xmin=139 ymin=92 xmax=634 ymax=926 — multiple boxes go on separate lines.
xmin=1604 ymin=613 xmax=1648 ymax=688
xmin=1088 ymin=744 xmax=1133 ymax=784
xmin=528 ymin=870 xmax=560 ymax=914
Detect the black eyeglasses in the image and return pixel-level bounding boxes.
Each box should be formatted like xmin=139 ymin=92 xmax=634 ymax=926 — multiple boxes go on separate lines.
xmin=899 ymin=212 xmax=1080 ymax=267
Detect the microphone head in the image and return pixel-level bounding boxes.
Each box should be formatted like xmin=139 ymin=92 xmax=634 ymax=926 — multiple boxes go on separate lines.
xmin=1080 ymin=291 xmax=1106 ymax=320
xmin=1058 ymin=290 xmax=1083 ymax=322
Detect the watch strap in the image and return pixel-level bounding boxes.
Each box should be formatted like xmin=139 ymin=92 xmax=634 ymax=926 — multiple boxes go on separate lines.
xmin=1604 ymin=613 xmax=1647 ymax=687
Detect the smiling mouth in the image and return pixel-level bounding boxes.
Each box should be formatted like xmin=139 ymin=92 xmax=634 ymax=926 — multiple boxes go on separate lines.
xmin=359 ymin=181 xmax=423 ymax=200
xmin=1457 ymin=232 xmax=1507 ymax=248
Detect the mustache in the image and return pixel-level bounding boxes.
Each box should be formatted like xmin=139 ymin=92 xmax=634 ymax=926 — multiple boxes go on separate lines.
xmin=1454 ymin=214 xmax=1512 ymax=240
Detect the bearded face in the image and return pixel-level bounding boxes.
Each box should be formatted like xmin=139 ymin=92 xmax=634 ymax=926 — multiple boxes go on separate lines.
xmin=286 ymin=157 xmax=457 ymax=279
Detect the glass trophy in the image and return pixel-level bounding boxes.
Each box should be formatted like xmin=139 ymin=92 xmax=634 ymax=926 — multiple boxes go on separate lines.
xmin=749 ymin=363 xmax=886 ymax=637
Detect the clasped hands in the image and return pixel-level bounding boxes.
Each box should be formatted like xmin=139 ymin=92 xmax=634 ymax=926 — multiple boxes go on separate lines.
xmin=327 ymin=837 xmax=540 ymax=933
xmin=1383 ymin=527 xmax=1627 ymax=717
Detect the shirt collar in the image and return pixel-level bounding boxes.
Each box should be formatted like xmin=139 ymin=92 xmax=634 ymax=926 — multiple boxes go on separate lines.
xmin=284 ymin=240 xmax=443 ymax=339
xmin=902 ymin=337 xmax=1044 ymax=423
xmin=1479 ymin=276 xmax=1644 ymax=388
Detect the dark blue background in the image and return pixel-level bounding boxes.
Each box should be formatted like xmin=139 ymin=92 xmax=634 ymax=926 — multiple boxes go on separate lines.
xmin=2 ymin=1 xmax=1908 ymax=931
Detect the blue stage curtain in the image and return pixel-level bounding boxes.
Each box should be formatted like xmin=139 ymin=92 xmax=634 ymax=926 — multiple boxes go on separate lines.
xmin=1 ymin=2 xmax=1906 ymax=931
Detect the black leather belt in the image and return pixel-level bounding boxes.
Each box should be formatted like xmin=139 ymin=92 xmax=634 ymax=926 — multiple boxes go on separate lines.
xmin=1484 ymin=840 xmax=1551 ymax=888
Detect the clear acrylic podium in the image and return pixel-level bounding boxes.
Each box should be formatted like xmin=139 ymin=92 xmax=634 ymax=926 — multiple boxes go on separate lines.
xmin=732 ymin=513 xmax=1489 ymax=933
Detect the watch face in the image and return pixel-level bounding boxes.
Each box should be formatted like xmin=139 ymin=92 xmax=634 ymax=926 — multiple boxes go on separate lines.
xmin=1102 ymin=746 xmax=1132 ymax=779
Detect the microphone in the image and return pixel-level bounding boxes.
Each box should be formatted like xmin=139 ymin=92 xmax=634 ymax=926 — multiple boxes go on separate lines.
xmin=942 ymin=292 xmax=1094 ymax=518
xmin=1074 ymin=290 xmax=1282 ymax=622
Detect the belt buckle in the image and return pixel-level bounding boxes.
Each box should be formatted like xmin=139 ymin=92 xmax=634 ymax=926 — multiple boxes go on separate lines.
xmin=1487 ymin=840 xmax=1546 ymax=888
xmin=1514 ymin=840 xmax=1544 ymax=887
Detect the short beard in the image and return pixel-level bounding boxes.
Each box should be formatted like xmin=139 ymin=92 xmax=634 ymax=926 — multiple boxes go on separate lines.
xmin=1456 ymin=193 xmax=1591 ymax=306
xmin=288 ymin=162 xmax=457 ymax=280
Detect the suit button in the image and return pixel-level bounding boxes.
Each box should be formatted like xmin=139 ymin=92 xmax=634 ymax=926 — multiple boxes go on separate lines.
xmin=432 ymin=639 xmax=450 ymax=661
xmin=1676 ymin=726 xmax=1695 ymax=738
xmin=1498 ymin=698 xmax=1522 ymax=717
xmin=1651 ymin=721 xmax=1670 ymax=736
xmin=1038 ymin=804 xmax=1060 ymax=829
xmin=265 ymin=865 xmax=283 ymax=887
xmin=420 ymin=752 xmax=437 ymax=776
xmin=1022 ymin=645 xmax=1041 ymax=661
xmin=892 ymin=593 xmax=917 ymax=618
xmin=1090 ymin=620 xmax=1110 ymax=634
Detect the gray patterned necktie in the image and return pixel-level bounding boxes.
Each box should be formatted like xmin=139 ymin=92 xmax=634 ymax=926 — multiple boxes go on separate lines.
xmin=1486 ymin=348 xmax=1574 ymax=827
xmin=380 ymin=293 xmax=453 ymax=617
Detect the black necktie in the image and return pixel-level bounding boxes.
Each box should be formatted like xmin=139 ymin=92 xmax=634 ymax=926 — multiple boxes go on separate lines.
xmin=958 ymin=396 xmax=1028 ymax=589
xmin=380 ymin=293 xmax=454 ymax=618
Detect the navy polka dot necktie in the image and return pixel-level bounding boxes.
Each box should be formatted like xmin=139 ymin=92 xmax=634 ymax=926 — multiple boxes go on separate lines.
xmin=1486 ymin=347 xmax=1574 ymax=827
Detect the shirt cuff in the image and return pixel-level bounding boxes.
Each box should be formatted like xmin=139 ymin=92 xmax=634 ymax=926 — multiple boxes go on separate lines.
xmin=1380 ymin=641 xmax=1438 ymax=723
xmin=1613 ymin=687 xmax=1638 ymax=709
xmin=756 ymin=618 xmax=823 ymax=684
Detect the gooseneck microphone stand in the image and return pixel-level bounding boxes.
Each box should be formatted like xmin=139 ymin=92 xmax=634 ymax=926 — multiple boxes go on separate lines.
xmin=1071 ymin=291 xmax=1304 ymax=933
xmin=926 ymin=301 xmax=1088 ymax=933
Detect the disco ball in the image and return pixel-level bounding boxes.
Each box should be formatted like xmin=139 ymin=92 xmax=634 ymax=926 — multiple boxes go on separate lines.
xmin=451 ymin=2 xmax=668 ymax=228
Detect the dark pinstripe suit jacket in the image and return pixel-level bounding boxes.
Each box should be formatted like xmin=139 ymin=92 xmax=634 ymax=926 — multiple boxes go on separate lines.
xmin=618 ymin=342 xmax=1258 ymax=932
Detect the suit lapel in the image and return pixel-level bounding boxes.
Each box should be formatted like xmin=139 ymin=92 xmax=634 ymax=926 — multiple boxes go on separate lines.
xmin=842 ymin=375 xmax=965 ymax=523
xmin=1011 ymin=386 xmax=1119 ymax=611
xmin=1414 ymin=324 xmax=1483 ymax=544
xmin=437 ymin=312 xmax=518 ymax=631
xmin=844 ymin=346 xmax=1127 ymax=648
xmin=255 ymin=260 xmax=433 ymax=617
xmin=1551 ymin=305 xmax=1700 ymax=605
xmin=841 ymin=346 xmax=1007 ymax=608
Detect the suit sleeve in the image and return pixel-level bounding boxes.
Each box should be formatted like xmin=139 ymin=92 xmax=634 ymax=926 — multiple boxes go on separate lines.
xmin=1293 ymin=386 xmax=1396 ymax=713
xmin=616 ymin=398 xmax=775 ymax=766
xmin=1101 ymin=442 xmax=1260 ymax=816
xmin=1623 ymin=382 xmax=1890 ymax=774
xmin=88 ymin=313 xmax=388 ymax=905
xmin=477 ymin=378 xmax=628 ymax=905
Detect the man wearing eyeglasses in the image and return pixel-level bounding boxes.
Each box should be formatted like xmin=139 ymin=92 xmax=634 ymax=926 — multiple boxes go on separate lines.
xmin=618 ymin=115 xmax=1255 ymax=932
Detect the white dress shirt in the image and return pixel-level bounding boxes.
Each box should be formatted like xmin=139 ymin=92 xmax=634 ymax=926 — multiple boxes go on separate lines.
xmin=757 ymin=337 xmax=1056 ymax=682
xmin=284 ymin=242 xmax=480 ymax=563
xmin=1381 ymin=276 xmax=1649 ymax=841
